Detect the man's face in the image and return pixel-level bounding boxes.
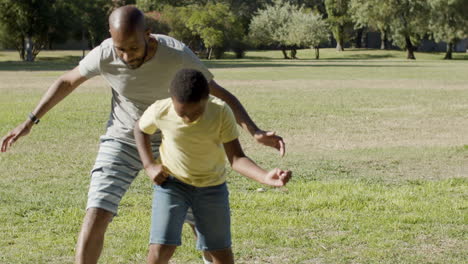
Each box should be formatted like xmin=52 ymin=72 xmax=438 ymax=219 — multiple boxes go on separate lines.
xmin=172 ymin=97 xmax=208 ymax=124
xmin=110 ymin=29 xmax=148 ymax=69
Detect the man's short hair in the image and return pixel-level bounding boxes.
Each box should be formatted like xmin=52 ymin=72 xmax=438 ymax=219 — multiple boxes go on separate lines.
xmin=170 ymin=69 xmax=209 ymax=103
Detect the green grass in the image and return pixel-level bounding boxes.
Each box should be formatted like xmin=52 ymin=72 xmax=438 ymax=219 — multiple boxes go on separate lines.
xmin=0 ymin=48 xmax=467 ymax=263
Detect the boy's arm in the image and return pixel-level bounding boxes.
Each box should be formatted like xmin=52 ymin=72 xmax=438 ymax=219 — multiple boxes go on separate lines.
xmin=209 ymin=80 xmax=286 ymax=157
xmin=133 ymin=121 xmax=168 ymax=185
xmin=223 ymin=138 xmax=291 ymax=187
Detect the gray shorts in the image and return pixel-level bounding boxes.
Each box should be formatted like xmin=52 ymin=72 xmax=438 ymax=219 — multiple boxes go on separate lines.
xmin=86 ymin=136 xmax=160 ymax=215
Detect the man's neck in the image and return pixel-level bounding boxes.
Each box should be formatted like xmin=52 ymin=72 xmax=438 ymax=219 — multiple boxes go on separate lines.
xmin=144 ymin=35 xmax=158 ymax=63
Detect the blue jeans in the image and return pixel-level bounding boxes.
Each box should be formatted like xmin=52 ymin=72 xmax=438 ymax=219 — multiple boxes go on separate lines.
xmin=150 ymin=176 xmax=231 ymax=251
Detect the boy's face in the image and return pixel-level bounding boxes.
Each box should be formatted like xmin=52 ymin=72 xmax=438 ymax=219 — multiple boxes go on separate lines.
xmin=172 ymin=97 xmax=208 ymax=124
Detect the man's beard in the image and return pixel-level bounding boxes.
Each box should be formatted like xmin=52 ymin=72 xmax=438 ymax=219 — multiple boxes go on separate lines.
xmin=124 ymin=40 xmax=148 ymax=69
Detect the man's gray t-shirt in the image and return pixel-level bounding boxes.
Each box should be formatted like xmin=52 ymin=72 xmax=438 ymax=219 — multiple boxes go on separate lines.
xmin=78 ymin=34 xmax=213 ymax=144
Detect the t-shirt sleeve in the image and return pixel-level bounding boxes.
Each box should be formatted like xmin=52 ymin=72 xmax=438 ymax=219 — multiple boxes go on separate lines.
xmin=78 ymin=45 xmax=102 ymax=78
xmin=139 ymin=103 xmax=159 ymax=135
xmin=220 ymin=104 xmax=239 ymax=143
xmin=182 ymin=45 xmax=214 ymax=82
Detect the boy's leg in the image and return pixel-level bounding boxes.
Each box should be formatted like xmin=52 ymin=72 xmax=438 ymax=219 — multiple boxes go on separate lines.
xmin=148 ymin=176 xmax=191 ymax=263
xmin=186 ymin=209 xmax=213 ymax=263
xmin=192 ymin=183 xmax=232 ymax=263
xmin=76 ymin=136 xmax=157 ymax=264
xmin=208 ymin=248 xmax=234 ymax=264
xmin=147 ymin=244 xmax=177 ymax=264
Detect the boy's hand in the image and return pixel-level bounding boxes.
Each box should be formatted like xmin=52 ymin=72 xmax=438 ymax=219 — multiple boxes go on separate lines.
xmin=254 ymin=130 xmax=285 ymax=157
xmin=263 ymin=168 xmax=292 ymax=187
xmin=145 ymin=163 xmax=169 ymax=185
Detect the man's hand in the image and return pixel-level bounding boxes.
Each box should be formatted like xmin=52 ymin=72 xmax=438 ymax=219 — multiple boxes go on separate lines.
xmin=263 ymin=168 xmax=292 ymax=187
xmin=1 ymin=121 xmax=33 ymax=153
xmin=254 ymin=130 xmax=286 ymax=157
xmin=145 ymin=163 xmax=169 ymax=185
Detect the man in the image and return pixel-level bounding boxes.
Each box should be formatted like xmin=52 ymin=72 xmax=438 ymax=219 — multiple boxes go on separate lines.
xmin=0 ymin=6 xmax=285 ymax=264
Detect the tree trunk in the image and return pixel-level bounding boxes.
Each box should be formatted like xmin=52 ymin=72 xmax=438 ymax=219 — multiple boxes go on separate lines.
xmin=355 ymin=28 xmax=363 ymax=48
xmin=405 ymin=36 xmax=416 ymax=60
xmin=281 ymin=48 xmax=290 ymax=59
xmin=207 ymin=47 xmax=213 ymax=60
xmin=25 ymin=36 xmax=34 ymax=62
xmin=290 ymin=48 xmax=297 ymax=59
xmin=362 ymin=29 xmax=368 ymax=48
xmin=336 ymin=42 xmax=344 ymax=51
xmin=315 ymin=47 xmax=320 ymax=59
xmin=334 ymin=25 xmax=345 ymax=51
xmin=18 ymin=43 xmax=25 ymax=61
xmin=444 ymin=41 xmax=453 ymax=60
xmin=380 ymin=30 xmax=388 ymax=50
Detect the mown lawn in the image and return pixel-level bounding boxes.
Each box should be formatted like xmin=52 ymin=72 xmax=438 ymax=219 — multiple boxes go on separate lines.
xmin=0 ymin=48 xmax=467 ymax=263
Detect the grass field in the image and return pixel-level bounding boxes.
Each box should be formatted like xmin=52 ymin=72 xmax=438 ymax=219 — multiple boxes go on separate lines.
xmin=0 ymin=48 xmax=467 ymax=264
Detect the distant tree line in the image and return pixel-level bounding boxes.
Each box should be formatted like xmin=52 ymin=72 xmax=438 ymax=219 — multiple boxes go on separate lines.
xmin=0 ymin=0 xmax=467 ymax=61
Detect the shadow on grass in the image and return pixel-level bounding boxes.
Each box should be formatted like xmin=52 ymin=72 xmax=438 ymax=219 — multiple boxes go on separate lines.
xmin=204 ymin=61 xmax=425 ymax=69
xmin=0 ymin=55 xmax=81 ymax=71
xmin=310 ymin=53 xmax=399 ymax=61
xmin=0 ymin=53 xmax=437 ymax=71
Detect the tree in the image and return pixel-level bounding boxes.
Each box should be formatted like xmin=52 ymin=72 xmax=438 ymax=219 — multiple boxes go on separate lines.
xmin=187 ymin=3 xmax=244 ymax=59
xmin=288 ymin=10 xmax=329 ymax=59
xmin=136 ymin=0 xmax=209 ymax=11
xmin=139 ymin=0 xmax=268 ymax=58
xmin=144 ymin=11 xmax=170 ymax=35
xmin=325 ymin=0 xmax=352 ymax=51
xmin=0 ymin=0 xmax=58 ymax=61
xmin=159 ymin=5 xmax=202 ymax=51
xmin=428 ymin=0 xmax=468 ymax=59
xmin=387 ymin=0 xmax=430 ymax=60
xmin=249 ymin=0 xmax=299 ymax=59
xmin=349 ymin=0 xmax=392 ymax=49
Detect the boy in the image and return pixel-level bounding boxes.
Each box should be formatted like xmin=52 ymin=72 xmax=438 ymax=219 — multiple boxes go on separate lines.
xmin=134 ymin=69 xmax=292 ymax=264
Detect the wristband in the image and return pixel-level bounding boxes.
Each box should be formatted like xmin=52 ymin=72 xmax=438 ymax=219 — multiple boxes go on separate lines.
xmin=28 ymin=112 xmax=40 ymax=124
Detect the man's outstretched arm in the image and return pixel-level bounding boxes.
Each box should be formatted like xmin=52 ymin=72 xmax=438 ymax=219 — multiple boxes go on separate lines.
xmin=209 ymin=79 xmax=286 ymax=156
xmin=1 ymin=66 xmax=88 ymax=152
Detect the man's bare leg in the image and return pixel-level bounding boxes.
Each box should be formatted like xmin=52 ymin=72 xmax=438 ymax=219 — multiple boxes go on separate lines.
xmin=75 ymin=208 xmax=113 ymax=264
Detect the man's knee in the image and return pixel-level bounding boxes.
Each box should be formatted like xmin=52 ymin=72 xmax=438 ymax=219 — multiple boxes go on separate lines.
xmin=82 ymin=208 xmax=114 ymax=233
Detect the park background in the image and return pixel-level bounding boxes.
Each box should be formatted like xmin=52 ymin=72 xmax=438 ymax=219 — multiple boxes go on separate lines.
xmin=0 ymin=0 xmax=467 ymax=263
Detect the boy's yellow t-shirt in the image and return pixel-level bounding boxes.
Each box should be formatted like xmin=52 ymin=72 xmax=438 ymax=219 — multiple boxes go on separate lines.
xmin=139 ymin=96 xmax=239 ymax=187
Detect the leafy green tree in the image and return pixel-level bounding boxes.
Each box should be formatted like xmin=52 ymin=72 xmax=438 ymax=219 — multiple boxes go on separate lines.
xmin=291 ymin=0 xmax=327 ymax=16
xmin=136 ymin=0 xmax=208 ymax=11
xmin=139 ymin=0 xmax=266 ymax=58
xmin=288 ymin=10 xmax=329 ymax=59
xmin=386 ymin=0 xmax=430 ymax=60
xmin=349 ymin=0 xmax=392 ymax=49
xmin=187 ymin=2 xmax=243 ymax=59
xmin=249 ymin=0 xmax=299 ymax=59
xmin=159 ymin=5 xmax=202 ymax=50
xmin=325 ymin=0 xmax=352 ymax=51
xmin=136 ymin=0 xmax=158 ymax=12
xmin=144 ymin=11 xmax=170 ymax=35
xmin=428 ymin=0 xmax=468 ymax=59
xmin=0 ymin=0 xmax=58 ymax=61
